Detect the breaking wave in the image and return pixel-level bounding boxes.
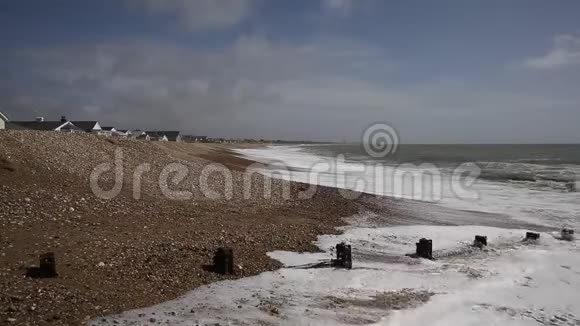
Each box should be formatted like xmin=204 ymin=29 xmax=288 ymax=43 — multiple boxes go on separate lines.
xmin=476 ymin=161 xmax=578 ymax=192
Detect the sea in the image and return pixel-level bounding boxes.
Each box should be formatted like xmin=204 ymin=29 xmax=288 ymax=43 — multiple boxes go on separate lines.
xmin=94 ymin=144 xmax=580 ymax=326
xmin=238 ymin=144 xmax=580 ymax=230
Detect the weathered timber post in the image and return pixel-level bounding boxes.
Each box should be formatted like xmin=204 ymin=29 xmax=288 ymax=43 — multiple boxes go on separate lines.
xmin=561 ymin=229 xmax=575 ymax=241
xmin=213 ymin=248 xmax=234 ymax=275
xmin=473 ymin=235 xmax=488 ymax=248
xmin=416 ymin=238 xmax=433 ymax=259
xmin=333 ymin=242 xmax=352 ymax=269
xmin=525 ymin=232 xmax=540 ymax=241
xmin=39 ymin=252 xmax=57 ymax=278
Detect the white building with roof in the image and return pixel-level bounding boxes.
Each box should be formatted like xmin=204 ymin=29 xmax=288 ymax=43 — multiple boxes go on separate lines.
xmin=0 ymin=111 xmax=9 ymax=129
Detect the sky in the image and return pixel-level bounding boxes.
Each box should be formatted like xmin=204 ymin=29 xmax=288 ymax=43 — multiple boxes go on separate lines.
xmin=1 ymin=0 xmax=579 ymax=143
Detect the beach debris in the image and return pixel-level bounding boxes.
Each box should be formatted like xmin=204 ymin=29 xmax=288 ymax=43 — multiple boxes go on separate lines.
xmin=26 ymin=252 xmax=58 ymax=278
xmin=561 ymin=229 xmax=575 ymax=241
xmin=525 ymin=232 xmax=540 ymax=241
xmin=213 ymin=247 xmax=234 ymax=275
xmin=473 ymin=235 xmax=488 ymax=248
xmin=415 ymin=238 xmax=433 ymax=260
xmin=331 ymin=242 xmax=352 ymax=269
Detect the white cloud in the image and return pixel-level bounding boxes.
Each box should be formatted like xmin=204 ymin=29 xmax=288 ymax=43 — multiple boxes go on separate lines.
xmin=524 ymin=33 xmax=580 ymax=70
xmin=130 ymin=0 xmax=255 ymax=31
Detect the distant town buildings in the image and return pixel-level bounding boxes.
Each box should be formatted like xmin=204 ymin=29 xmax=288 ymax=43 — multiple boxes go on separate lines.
xmin=181 ymin=135 xmax=207 ymax=142
xmin=0 ymin=114 xmax=204 ymax=142
xmin=7 ymin=117 xmax=84 ymax=133
xmin=0 ymin=114 xmax=289 ymax=144
xmin=145 ymin=131 xmax=181 ymax=142
xmin=135 ymin=133 xmax=151 ymax=141
xmin=116 ymin=129 xmax=132 ymax=138
xmin=69 ymin=118 xmax=103 ymax=134
xmin=100 ymin=126 xmax=116 ymax=136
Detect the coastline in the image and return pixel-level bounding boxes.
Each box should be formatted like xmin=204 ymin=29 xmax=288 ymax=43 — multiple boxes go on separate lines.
xmin=88 ymin=139 xmax=580 ymax=326
xmin=2 ymin=131 xmax=574 ymax=325
xmin=0 ymin=131 xmax=368 ymax=325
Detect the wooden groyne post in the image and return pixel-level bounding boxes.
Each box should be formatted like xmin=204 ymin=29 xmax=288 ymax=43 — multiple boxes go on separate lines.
xmin=213 ymin=248 xmax=234 ymax=275
xmin=473 ymin=235 xmax=488 ymax=248
xmin=416 ymin=238 xmax=433 ymax=259
xmin=525 ymin=232 xmax=540 ymax=241
xmin=332 ymin=242 xmax=352 ymax=269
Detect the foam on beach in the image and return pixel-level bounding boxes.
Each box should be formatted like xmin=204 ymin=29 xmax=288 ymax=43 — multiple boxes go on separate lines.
xmin=92 ymin=224 xmax=580 ymax=325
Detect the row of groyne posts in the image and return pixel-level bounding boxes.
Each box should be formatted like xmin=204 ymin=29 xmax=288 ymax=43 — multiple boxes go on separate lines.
xmin=26 ymin=229 xmax=575 ymax=278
